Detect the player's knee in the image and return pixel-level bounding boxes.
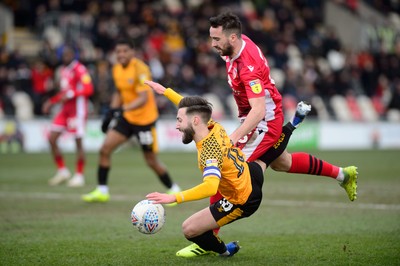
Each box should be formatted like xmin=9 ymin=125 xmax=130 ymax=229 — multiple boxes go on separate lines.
xmin=99 ymin=145 xmax=112 ymax=157
xmin=270 ymin=152 xmax=291 ymax=172
xmin=48 ymin=137 xmax=57 ymax=146
xmin=182 ymin=220 xmax=198 ymax=239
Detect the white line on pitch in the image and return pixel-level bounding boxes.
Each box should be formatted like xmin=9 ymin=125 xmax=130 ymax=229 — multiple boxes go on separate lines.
xmin=1 ymin=191 xmax=399 ymax=211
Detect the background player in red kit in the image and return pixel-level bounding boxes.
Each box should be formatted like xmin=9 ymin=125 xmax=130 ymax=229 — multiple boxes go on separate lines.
xmin=42 ymin=46 xmax=94 ymax=187
xmin=175 ymin=12 xmax=358 ymax=258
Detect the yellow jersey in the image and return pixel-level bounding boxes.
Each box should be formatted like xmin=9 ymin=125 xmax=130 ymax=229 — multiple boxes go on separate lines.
xmin=196 ymin=120 xmax=253 ymax=205
xmin=112 ymin=58 xmax=158 ymax=125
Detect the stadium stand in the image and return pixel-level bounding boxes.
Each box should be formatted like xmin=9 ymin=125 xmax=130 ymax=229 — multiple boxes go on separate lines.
xmin=357 ymin=95 xmax=379 ymax=122
xmin=330 ymin=95 xmax=352 ymax=122
xmin=11 ymin=91 xmax=33 ymax=121
xmin=203 ymin=92 xmax=226 ymax=120
xmin=311 ymin=95 xmax=330 ymax=121
xmin=346 ymin=94 xmax=363 ymax=121
xmin=0 ymin=0 xmax=399 ymax=122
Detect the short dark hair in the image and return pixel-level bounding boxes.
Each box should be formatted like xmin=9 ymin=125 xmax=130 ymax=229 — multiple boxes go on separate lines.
xmin=209 ymin=12 xmax=242 ymax=37
xmin=178 ymin=96 xmax=213 ymax=123
xmin=115 ymin=38 xmax=134 ymax=49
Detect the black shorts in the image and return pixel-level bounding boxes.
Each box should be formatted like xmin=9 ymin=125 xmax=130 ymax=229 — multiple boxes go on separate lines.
xmin=112 ymin=116 xmax=158 ymax=152
xmin=210 ymin=162 xmax=264 ymax=227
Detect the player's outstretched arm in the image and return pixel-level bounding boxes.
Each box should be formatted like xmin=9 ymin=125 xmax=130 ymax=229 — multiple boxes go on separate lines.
xmin=144 ymin=80 xmax=166 ymax=94
xmin=145 ymin=80 xmax=183 ymax=106
xmin=146 ymin=192 xmax=176 ymax=204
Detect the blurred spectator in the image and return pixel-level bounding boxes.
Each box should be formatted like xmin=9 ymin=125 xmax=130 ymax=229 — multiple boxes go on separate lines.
xmin=0 ymin=119 xmax=24 ymax=153
xmin=31 ymin=59 xmax=54 ymax=115
xmin=387 ymin=79 xmax=400 ymax=111
xmin=1 ymin=0 xmax=400 ymax=122
xmin=92 ymin=60 xmax=113 ymax=115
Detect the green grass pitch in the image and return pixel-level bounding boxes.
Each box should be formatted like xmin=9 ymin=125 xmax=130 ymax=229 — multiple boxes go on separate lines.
xmin=1 ymin=149 xmax=399 ymax=265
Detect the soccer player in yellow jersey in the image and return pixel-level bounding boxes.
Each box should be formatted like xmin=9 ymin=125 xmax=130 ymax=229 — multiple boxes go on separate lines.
xmin=146 ymin=81 xmax=266 ymax=257
xmin=82 ymin=39 xmax=180 ymax=202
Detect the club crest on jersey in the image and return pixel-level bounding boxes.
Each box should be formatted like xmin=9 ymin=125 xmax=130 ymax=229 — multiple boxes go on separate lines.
xmin=249 ymin=79 xmax=262 ymax=94
xmin=81 ymin=73 xmax=91 ymax=84
xmin=139 ymin=74 xmax=148 ymax=85
xmin=206 ymin=159 xmax=218 ymax=167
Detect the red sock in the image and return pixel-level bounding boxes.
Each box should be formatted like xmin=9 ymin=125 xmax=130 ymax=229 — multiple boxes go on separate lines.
xmin=210 ymin=191 xmax=223 ymax=235
xmin=54 ymin=155 xmax=65 ymax=169
xmin=76 ymin=158 xmax=85 ymax=175
xmin=289 ymin=152 xmax=339 ymax=179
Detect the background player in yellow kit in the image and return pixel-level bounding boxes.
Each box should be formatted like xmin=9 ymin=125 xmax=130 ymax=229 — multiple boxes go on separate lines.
xmin=82 ymin=39 xmax=180 ymax=202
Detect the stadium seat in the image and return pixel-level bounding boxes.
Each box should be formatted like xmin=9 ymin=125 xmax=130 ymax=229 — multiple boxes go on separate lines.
xmin=371 ymin=95 xmax=386 ymax=116
xmin=11 ymin=91 xmax=33 ymax=121
xmin=330 ymin=95 xmax=352 ymax=121
xmin=357 ymin=95 xmax=379 ymax=122
xmin=345 ymin=94 xmax=363 ymax=121
xmin=270 ymin=68 xmax=285 ymax=89
xmin=203 ymin=93 xmax=225 ymax=120
xmin=282 ymin=95 xmax=297 ymax=121
xmin=311 ymin=95 xmax=330 ymax=121
xmin=387 ymin=109 xmax=400 ymax=122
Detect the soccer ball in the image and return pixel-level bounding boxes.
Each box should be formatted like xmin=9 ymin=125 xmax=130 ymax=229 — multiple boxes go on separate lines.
xmin=131 ymin=199 xmax=165 ymax=234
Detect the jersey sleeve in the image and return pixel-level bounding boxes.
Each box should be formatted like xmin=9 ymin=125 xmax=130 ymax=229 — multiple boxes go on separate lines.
xmin=49 ymin=90 xmax=66 ymax=104
xmin=164 ymin=88 xmax=183 ymax=106
xmin=174 ymin=177 xmax=219 ymax=203
xmin=198 ymin=134 xmax=224 ymax=181
xmin=240 ymin=65 xmax=265 ymax=99
xmin=74 ymin=65 xmax=94 ymax=97
xmin=135 ymin=61 xmax=152 ymax=93
xmin=174 ymin=131 xmax=225 ymax=203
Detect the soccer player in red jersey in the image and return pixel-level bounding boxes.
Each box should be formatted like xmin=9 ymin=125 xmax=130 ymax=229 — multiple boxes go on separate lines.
xmin=42 ymin=46 xmax=94 ymax=187
xmin=175 ymin=12 xmax=358 ymax=257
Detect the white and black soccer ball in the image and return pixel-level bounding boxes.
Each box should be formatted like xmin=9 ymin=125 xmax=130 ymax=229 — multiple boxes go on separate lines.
xmin=131 ymin=199 xmax=165 ymax=234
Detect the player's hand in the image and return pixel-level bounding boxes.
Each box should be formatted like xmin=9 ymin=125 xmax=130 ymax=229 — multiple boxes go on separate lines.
xmin=60 ymin=90 xmax=75 ymax=102
xmin=146 ymin=192 xmax=176 ymax=204
xmin=110 ymin=107 xmax=123 ymax=118
xmin=101 ymin=108 xmax=123 ymax=133
xmin=144 ymin=81 xmax=166 ymax=95
xmin=42 ymin=100 xmax=52 ymax=114
xmin=233 ymin=128 xmax=256 ymax=149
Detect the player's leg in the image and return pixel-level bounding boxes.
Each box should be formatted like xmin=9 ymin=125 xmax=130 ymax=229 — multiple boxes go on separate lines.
xmin=178 ymin=170 xmax=262 ymax=258
xmin=48 ymin=109 xmax=71 ymax=185
xmin=67 ymin=109 xmax=87 ymax=187
xmin=209 ymin=191 xmax=222 ymax=234
xmin=139 ymin=125 xmax=180 ymax=194
xmin=291 ymin=101 xmax=312 ymax=128
xmin=269 ymin=150 xmax=358 ymax=201
xmin=142 ymin=151 xmax=180 ymax=192
xmin=257 ymin=101 xmax=311 ymax=166
xmin=82 ymin=129 xmax=127 ymax=202
xmin=176 ymin=190 xmax=222 ymax=255
xmin=48 ymin=130 xmax=71 ymax=185
xmin=67 ymin=137 xmax=85 ymax=187
xmin=178 ymin=207 xmax=239 ymax=257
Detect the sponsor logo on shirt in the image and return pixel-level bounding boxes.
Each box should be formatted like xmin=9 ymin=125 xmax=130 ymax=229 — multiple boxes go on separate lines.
xmin=206 ymin=159 xmax=218 ymax=167
xmin=249 ymin=79 xmax=262 ymax=94
xmin=247 ymin=65 xmax=254 ymax=72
